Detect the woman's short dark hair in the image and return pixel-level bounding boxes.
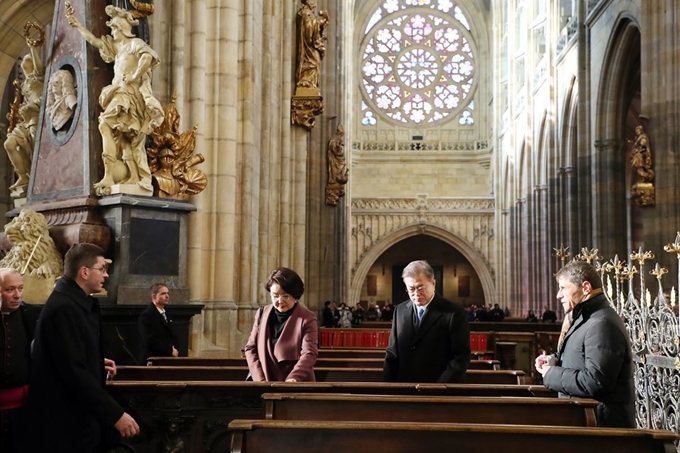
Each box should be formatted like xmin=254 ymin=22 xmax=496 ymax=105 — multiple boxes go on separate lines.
xmin=265 ymin=267 xmax=305 ymax=300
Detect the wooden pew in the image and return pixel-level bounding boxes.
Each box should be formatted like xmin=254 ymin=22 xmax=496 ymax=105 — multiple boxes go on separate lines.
xmin=261 ymin=393 xmax=598 ymax=426
xmin=228 ymin=420 xmax=680 ymax=453
xmin=106 ymin=381 xmax=556 ymax=452
xmin=317 ymin=348 xmax=385 ymax=358
xmin=146 ymin=356 xmax=501 ymax=370
xmin=114 ymin=366 xmax=524 ymax=384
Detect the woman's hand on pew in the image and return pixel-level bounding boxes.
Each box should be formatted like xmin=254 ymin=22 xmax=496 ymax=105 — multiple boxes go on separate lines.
xmin=285 ymin=378 xmax=297 ymax=382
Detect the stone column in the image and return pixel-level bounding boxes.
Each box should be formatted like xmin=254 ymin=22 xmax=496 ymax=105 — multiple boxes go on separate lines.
xmin=563 ymin=165 xmax=578 ymax=250
xmin=640 ymin=1 xmax=680 ymax=260
xmin=592 ymin=139 xmax=626 ymax=255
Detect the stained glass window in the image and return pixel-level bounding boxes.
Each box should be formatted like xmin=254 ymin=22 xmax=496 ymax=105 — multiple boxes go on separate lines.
xmin=361 ymin=0 xmax=476 ymax=125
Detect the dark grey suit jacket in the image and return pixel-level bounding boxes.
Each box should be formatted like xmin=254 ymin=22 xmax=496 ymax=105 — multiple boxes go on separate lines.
xmin=384 ymin=294 xmax=470 ymax=383
xmin=543 ymin=293 xmax=635 ymax=428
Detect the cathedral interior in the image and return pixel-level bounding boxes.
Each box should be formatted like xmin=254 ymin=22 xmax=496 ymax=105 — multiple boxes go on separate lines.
xmin=0 ymin=0 xmax=678 ymax=391
xmin=2 ymin=0 xmax=680 ymax=448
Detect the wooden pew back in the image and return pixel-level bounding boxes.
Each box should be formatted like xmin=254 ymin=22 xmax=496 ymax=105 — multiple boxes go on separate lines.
xmin=261 ymin=393 xmax=598 ymax=426
xmin=146 ymin=357 xmax=501 ymax=370
xmin=228 ymin=420 xmax=680 ymax=453
xmin=115 ymin=366 xmax=524 ymax=384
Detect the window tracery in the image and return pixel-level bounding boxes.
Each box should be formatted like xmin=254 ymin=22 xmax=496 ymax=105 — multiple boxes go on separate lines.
xmin=361 ymin=0 xmax=476 ymax=126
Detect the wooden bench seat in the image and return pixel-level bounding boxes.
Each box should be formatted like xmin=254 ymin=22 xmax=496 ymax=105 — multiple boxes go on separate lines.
xmin=146 ymin=357 xmax=501 ymax=370
xmin=106 ymin=381 xmax=555 ymax=452
xmin=261 ymin=393 xmax=598 ymax=426
xmin=114 ymin=366 xmax=524 ymax=384
xmin=228 ymin=420 xmax=680 ymax=453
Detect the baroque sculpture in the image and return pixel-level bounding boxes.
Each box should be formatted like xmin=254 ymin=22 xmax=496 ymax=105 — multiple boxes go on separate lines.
xmin=46 ymin=69 xmax=78 ymax=131
xmin=291 ymin=0 xmax=328 ymax=130
xmin=296 ymin=0 xmax=328 ymax=92
xmin=0 ymin=209 xmax=63 ymax=278
xmin=67 ymin=2 xmax=164 ymax=196
xmin=3 ymin=22 xmax=45 ymax=199
xmin=147 ymin=93 xmax=207 ymax=200
xmin=325 ymin=124 xmax=349 ymax=206
xmin=629 ymin=124 xmax=655 ymax=206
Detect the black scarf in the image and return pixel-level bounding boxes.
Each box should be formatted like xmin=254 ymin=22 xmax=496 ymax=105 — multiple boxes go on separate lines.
xmin=269 ymin=303 xmax=298 ymax=349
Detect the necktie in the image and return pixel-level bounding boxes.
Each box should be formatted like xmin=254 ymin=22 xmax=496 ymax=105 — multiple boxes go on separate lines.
xmin=417 ymin=306 xmax=425 ymax=326
xmin=161 ymin=311 xmax=168 ymax=323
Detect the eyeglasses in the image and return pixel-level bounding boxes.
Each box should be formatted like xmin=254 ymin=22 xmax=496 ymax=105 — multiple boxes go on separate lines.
xmin=270 ymin=293 xmax=293 ymax=302
xmin=87 ymin=266 xmax=108 ymax=273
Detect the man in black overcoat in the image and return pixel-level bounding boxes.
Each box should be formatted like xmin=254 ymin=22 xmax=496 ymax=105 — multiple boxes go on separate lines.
xmin=138 ymin=283 xmax=179 ymax=363
xmin=0 ymin=268 xmax=40 ymax=453
xmin=384 ymin=260 xmax=470 ymax=383
xmin=26 ymin=243 xmax=139 ymax=452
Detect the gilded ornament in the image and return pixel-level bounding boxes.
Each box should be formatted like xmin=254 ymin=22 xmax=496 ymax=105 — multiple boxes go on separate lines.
xmin=628 ymin=125 xmax=655 ymax=206
xmin=147 ymin=93 xmax=207 ymax=200
xmin=292 ymin=96 xmax=324 ymax=130
xmin=650 ymin=263 xmax=667 ymax=281
xmin=291 ymin=0 xmax=328 ymax=129
xmin=23 ymin=22 xmax=45 ymax=47
xmin=326 ymin=124 xmax=349 ymax=206
xmin=576 ymin=247 xmax=601 ymax=264
xmin=552 ymin=243 xmax=571 ymax=263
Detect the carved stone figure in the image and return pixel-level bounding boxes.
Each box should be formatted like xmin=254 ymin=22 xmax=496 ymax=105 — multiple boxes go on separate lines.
xmin=630 ymin=125 xmax=655 ymax=183
xmin=328 ymin=124 xmax=348 ymax=185
xmin=629 ymin=124 xmax=655 ymax=206
xmin=295 ymin=0 xmax=329 ymax=92
xmin=67 ymin=4 xmax=164 ymax=196
xmin=147 ymin=93 xmax=207 ymax=200
xmin=0 ymin=209 xmax=63 ymax=278
xmin=325 ymin=124 xmax=349 ymax=206
xmin=164 ymin=422 xmax=185 ymax=453
xmin=3 ymin=22 xmax=45 ymax=199
xmin=46 ymin=69 xmax=78 ymax=130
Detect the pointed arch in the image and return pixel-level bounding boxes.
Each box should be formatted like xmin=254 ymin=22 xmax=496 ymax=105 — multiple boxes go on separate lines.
xmin=559 ymin=75 xmax=578 ymax=168
xmin=350 ymin=223 xmax=496 ymax=306
xmin=593 ymin=15 xmax=641 ymax=255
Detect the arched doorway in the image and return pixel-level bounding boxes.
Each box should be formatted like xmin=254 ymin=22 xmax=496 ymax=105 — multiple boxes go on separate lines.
xmin=358 ymin=234 xmax=483 ymax=308
xmin=350 ymin=223 xmax=496 ymax=308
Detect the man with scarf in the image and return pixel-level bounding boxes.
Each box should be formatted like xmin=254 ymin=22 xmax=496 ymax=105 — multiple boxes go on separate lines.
xmin=535 ymin=260 xmax=635 ymax=427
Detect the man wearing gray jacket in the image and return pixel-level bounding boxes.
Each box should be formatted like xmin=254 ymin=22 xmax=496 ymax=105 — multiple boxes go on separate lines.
xmin=535 ymin=260 xmax=635 ymax=428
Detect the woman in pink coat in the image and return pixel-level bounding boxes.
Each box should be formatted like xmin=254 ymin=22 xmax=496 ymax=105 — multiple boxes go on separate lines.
xmin=245 ymin=267 xmax=318 ymax=381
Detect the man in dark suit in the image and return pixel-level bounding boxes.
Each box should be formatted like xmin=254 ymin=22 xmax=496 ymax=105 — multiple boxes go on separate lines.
xmin=384 ymin=260 xmax=470 ymax=383
xmin=138 ymin=283 xmax=179 ymax=363
xmin=27 ymin=243 xmax=139 ymax=452
xmin=0 ymin=268 xmax=40 ymax=453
